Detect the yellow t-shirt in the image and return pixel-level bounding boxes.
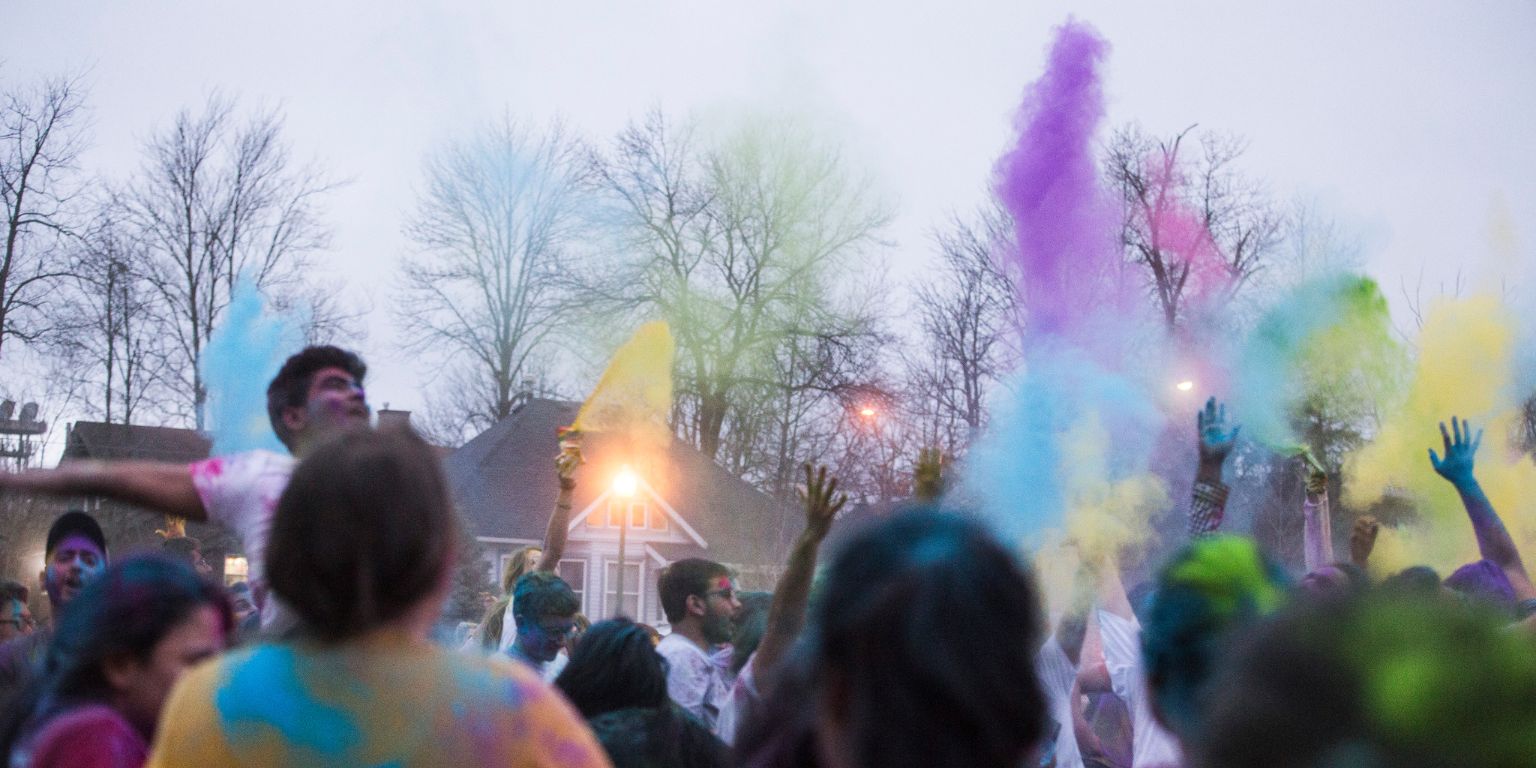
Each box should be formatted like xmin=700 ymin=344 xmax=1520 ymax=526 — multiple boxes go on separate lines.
xmin=145 ymin=634 xmax=612 ymax=768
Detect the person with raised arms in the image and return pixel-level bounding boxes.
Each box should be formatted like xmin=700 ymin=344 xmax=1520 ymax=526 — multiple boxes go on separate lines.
xmin=1429 ymin=416 xmax=1536 ymax=624
xmin=0 ymin=346 xmax=371 ymax=631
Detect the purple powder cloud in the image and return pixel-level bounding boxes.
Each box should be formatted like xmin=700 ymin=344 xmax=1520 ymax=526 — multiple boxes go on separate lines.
xmin=992 ymin=19 xmax=1126 ymax=345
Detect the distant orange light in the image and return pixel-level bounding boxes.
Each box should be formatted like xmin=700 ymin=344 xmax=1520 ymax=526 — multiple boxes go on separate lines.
xmin=859 ymin=407 xmax=877 ymax=418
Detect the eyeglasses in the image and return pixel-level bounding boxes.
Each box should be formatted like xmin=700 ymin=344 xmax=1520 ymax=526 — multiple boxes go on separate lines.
xmin=535 ymin=622 xmax=577 ymax=639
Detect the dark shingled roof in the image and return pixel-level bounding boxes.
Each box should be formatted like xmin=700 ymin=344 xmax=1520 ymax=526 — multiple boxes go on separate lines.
xmin=444 ymin=398 xmax=802 ymax=569
xmin=62 ymin=422 xmax=212 ymax=464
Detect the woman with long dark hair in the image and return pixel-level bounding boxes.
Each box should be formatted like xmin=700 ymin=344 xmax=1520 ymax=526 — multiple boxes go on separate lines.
xmin=0 ymin=555 xmax=231 ymax=768
xmin=144 ymin=428 xmax=609 ymax=768
xmin=735 ymin=508 xmax=1049 ymax=768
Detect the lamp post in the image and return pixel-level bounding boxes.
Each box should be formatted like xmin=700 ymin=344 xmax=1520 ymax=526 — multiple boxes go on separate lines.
xmin=858 ymin=405 xmax=894 ymax=502
xmin=612 ymin=466 xmax=638 ymax=618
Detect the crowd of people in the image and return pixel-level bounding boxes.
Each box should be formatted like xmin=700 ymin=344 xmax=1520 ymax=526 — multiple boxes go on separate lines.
xmin=0 ymin=344 xmax=1531 ymax=768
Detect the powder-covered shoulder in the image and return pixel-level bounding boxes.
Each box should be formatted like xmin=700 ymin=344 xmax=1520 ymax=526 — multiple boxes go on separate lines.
xmin=461 ymin=654 xmax=612 ymax=768
xmin=449 ymin=648 xmax=555 ymax=707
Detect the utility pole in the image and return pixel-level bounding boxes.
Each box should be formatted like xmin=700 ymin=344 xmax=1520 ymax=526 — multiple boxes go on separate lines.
xmin=0 ymin=401 xmax=47 ymax=472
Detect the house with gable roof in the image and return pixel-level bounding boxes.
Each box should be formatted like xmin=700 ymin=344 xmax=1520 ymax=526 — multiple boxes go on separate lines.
xmin=444 ymin=397 xmax=802 ymax=628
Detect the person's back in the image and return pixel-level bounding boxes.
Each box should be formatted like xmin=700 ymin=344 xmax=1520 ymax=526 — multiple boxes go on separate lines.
xmin=736 ymin=508 xmax=1048 ymax=768
xmin=153 ymin=636 xmax=598 ymax=766
xmin=587 ymin=706 xmax=729 ymax=768
xmin=145 ymin=428 xmax=608 ymax=768
xmin=554 ymin=618 xmax=729 ymax=768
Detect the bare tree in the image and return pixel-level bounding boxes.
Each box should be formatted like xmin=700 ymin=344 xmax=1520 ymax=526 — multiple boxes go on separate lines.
xmin=728 ymin=311 xmax=890 ymax=499
xmin=396 ymin=117 xmax=588 ymax=439
xmin=125 ymin=96 xmax=333 ymax=428
xmin=904 ymin=207 xmax=1020 ymax=456
xmin=54 ymin=205 xmax=176 ymax=424
xmin=276 ymin=280 xmax=369 ymax=348
xmin=587 ymin=111 xmax=890 ymax=473
xmin=1279 ymin=198 xmax=1367 ymax=284
xmin=1105 ymin=125 xmax=1286 ymax=330
xmin=1 ymin=73 xmax=88 ymax=361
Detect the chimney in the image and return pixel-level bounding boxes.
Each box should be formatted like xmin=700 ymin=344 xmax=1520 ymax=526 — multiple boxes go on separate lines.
xmin=513 ymin=379 xmax=536 ymax=410
xmin=376 ymin=408 xmax=412 ymax=431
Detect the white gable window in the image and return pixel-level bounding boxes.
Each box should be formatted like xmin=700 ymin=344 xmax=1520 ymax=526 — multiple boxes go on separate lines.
xmin=572 ymin=488 xmax=707 ymax=554
xmin=596 ymin=500 xmax=654 ymax=530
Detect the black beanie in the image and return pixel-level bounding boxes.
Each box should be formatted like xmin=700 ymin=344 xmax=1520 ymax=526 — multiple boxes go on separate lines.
xmin=45 ymin=511 xmax=108 ymax=559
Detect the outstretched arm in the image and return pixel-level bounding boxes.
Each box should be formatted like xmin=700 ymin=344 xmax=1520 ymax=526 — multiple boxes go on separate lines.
xmin=1069 ymin=678 xmax=1108 ymax=764
xmin=1075 ymin=609 xmax=1112 ymax=694
xmin=1349 ymin=516 xmax=1379 ymax=570
xmin=0 ymin=461 xmax=206 ymax=520
xmin=1096 ymin=556 xmax=1135 ymax=622
xmin=1430 ymin=416 xmax=1536 ymax=601
xmin=1075 ymin=558 xmax=1130 ymax=695
xmin=753 ymin=464 xmax=844 ymax=694
xmin=1189 ymin=397 xmax=1238 ymax=537
xmin=536 ymin=446 xmax=581 ymax=573
xmin=912 ymin=447 xmax=946 ymax=503
xmin=1301 ymin=456 xmax=1334 ymax=572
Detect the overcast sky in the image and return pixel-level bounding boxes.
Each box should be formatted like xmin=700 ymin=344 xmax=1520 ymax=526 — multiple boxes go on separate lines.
xmin=4 ymin=0 xmax=1534 ymax=428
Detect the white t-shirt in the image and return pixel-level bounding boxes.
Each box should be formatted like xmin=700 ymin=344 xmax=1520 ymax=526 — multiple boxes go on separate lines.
xmin=499 ymin=604 xmax=519 ymax=654
xmin=715 ymin=652 xmax=760 ymax=746
xmin=1036 ymin=635 xmax=1085 ymax=768
xmin=656 ymin=632 xmax=731 ymax=734
xmin=189 ymin=450 xmax=296 ymax=630
xmin=1097 ymin=609 xmax=1183 ymax=768
xmin=506 ymin=644 xmax=569 ymax=683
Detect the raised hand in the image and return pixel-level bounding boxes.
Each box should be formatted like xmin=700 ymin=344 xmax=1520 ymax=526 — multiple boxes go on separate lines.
xmin=1300 ymin=450 xmax=1327 ymax=498
xmin=799 ymin=463 xmax=847 ymax=539
xmin=1197 ymin=397 xmax=1241 ymax=467
xmin=1428 ymin=416 xmax=1482 ymax=487
xmin=1350 ymin=516 xmax=1380 ymax=568
xmin=913 ymin=447 xmax=945 ymax=503
xmin=555 ymin=444 xmax=583 ymax=491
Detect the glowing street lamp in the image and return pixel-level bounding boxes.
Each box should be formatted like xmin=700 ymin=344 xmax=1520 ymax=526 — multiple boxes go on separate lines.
xmin=612 ymin=466 xmax=638 ymax=617
xmin=859 ymin=406 xmax=877 ymax=419
xmin=1175 ymin=380 xmax=1195 ymax=393
xmin=613 ymin=466 xmax=638 ymax=497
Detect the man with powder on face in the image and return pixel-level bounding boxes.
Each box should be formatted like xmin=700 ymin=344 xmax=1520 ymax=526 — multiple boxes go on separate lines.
xmin=0 ymin=511 xmax=109 ymax=705
xmin=655 ymin=558 xmax=742 ymax=735
xmin=0 ymin=346 xmax=372 ymax=634
xmin=506 ymin=571 xmax=581 ymax=680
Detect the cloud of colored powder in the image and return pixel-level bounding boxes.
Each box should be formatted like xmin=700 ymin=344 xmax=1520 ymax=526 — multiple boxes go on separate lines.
xmin=1344 ymin=297 xmax=1536 ymax=572
xmin=967 ymin=20 xmax=1169 ymax=563
xmin=1229 ymin=274 xmax=1406 ymax=454
xmin=203 ymin=278 xmax=304 ymax=456
xmin=990 ymin=18 xmax=1126 ymax=345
